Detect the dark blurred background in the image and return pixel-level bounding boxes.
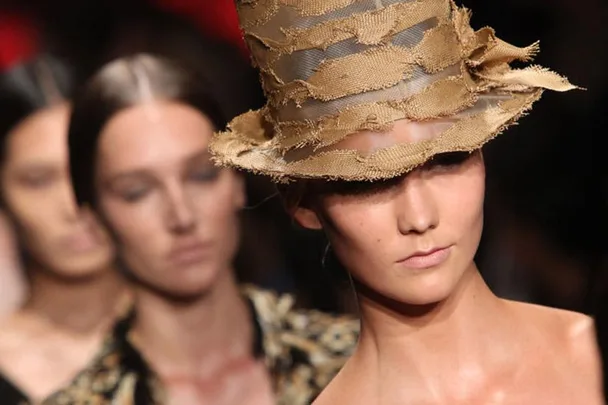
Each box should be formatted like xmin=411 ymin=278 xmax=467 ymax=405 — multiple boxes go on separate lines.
xmin=0 ymin=0 xmax=605 ymax=315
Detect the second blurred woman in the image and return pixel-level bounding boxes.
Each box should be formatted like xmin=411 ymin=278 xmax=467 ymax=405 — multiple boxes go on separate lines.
xmin=67 ymin=54 xmax=358 ymax=405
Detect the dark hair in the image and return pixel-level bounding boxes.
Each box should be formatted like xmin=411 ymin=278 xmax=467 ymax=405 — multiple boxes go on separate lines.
xmin=102 ymin=8 xmax=265 ymax=121
xmin=68 ymin=53 xmax=227 ymax=207
xmin=0 ymin=54 xmax=76 ymax=164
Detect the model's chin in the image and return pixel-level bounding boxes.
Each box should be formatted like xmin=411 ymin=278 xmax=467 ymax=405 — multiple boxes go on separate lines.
xmin=142 ymin=262 xmax=224 ymax=303
xmin=357 ymin=261 xmax=467 ymax=310
xmin=49 ymin=250 xmax=115 ymax=280
xmin=397 ymin=282 xmax=455 ymax=307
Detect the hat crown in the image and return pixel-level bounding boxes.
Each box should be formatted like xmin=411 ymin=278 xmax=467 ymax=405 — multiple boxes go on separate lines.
xmin=237 ymin=0 xmax=462 ymax=125
xmin=209 ymin=0 xmax=576 ymax=181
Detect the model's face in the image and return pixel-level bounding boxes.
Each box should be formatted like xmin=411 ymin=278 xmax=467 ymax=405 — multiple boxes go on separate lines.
xmin=96 ymin=101 xmax=243 ymax=300
xmin=1 ymin=104 xmax=115 ymax=278
xmin=294 ymin=120 xmax=486 ymax=306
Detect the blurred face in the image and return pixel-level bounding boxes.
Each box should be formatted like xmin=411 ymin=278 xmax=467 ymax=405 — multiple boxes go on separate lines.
xmin=96 ymin=101 xmax=243 ymax=299
xmin=294 ymin=120 xmax=486 ymax=306
xmin=1 ymin=104 xmax=115 ymax=278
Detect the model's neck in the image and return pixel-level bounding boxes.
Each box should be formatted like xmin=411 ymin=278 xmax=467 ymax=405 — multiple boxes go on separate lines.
xmin=21 ymin=265 xmax=128 ymax=335
xmin=358 ymin=265 xmax=496 ymax=338
xmin=130 ymin=270 xmax=253 ymax=378
xmin=352 ymin=265 xmax=519 ymax=397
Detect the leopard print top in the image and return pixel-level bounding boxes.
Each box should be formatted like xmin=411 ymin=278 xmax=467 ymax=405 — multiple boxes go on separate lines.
xmin=0 ymin=286 xmax=359 ymax=405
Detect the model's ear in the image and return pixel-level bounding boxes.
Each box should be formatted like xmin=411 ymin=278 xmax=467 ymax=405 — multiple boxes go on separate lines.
xmin=292 ymin=205 xmax=323 ymax=230
xmin=279 ymin=180 xmax=323 ymax=230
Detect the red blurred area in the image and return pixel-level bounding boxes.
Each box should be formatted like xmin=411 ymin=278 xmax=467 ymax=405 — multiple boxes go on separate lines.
xmin=0 ymin=12 xmax=38 ymax=72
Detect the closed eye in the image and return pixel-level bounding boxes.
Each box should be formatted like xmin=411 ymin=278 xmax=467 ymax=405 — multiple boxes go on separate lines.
xmin=116 ymin=186 xmax=151 ymax=202
xmin=15 ymin=167 xmax=60 ymax=189
xmin=188 ymin=167 xmax=220 ymax=183
xmin=106 ymin=173 xmax=156 ymax=204
xmin=424 ymin=152 xmax=472 ymax=171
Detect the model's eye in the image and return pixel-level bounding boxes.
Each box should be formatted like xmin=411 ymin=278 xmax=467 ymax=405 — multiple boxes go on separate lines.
xmin=425 ymin=152 xmax=472 ymax=171
xmin=187 ymin=167 xmax=221 ymax=183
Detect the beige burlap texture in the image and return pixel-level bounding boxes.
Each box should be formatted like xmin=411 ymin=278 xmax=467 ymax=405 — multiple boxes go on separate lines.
xmin=210 ymin=0 xmax=577 ymax=181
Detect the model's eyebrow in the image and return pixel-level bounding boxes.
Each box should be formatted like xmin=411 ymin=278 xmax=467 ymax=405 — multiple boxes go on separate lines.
xmin=104 ymin=170 xmax=152 ymax=184
xmin=11 ymin=162 xmax=59 ymax=172
xmin=183 ymin=149 xmax=214 ymax=165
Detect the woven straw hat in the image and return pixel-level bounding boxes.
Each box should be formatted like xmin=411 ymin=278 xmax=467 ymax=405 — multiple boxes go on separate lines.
xmin=210 ymin=0 xmax=577 ymax=182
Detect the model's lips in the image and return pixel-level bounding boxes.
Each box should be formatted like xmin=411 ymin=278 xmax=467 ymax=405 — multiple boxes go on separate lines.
xmin=167 ymin=240 xmax=214 ymax=267
xmin=397 ymin=246 xmax=452 ymax=269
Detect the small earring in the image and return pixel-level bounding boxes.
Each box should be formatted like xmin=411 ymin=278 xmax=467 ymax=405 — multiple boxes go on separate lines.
xmin=321 ymin=242 xmax=331 ymax=269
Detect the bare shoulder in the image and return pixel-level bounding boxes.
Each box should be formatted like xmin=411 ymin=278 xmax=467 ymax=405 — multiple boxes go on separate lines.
xmin=559 ymin=311 xmax=602 ymax=385
xmin=508 ymin=300 xmax=602 ymax=382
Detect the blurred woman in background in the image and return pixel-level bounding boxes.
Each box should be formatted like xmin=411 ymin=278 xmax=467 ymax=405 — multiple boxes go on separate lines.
xmin=0 ymin=211 xmax=26 ymax=320
xmin=66 ymin=53 xmax=357 ymax=405
xmin=0 ymin=53 xmax=129 ymax=404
